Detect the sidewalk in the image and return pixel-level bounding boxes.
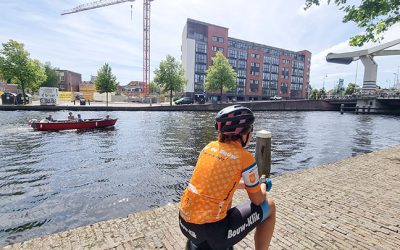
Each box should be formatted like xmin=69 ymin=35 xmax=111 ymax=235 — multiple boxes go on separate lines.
xmin=29 ymin=100 xmax=172 ymax=107
xmin=3 ymin=146 xmax=400 ymax=249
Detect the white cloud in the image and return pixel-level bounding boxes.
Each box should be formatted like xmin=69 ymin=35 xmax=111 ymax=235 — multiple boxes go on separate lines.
xmin=310 ymin=23 xmax=400 ymax=89
xmin=0 ymin=0 xmax=398 ymax=89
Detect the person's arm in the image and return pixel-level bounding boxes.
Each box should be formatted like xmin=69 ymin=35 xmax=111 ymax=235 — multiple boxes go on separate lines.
xmin=247 ymin=182 xmax=267 ymax=206
xmin=242 ymin=160 xmax=267 ymax=206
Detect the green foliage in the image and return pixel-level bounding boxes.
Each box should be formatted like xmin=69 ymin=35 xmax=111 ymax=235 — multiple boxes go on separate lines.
xmin=153 ymin=55 xmax=186 ymax=106
xmin=0 ymin=39 xmax=46 ymax=103
xmin=304 ymin=0 xmax=400 ymax=46
xmin=345 ymin=83 xmax=360 ymax=95
xmin=310 ymin=88 xmax=319 ymax=99
xmin=318 ymin=88 xmax=327 ymax=99
xmin=333 ymin=85 xmax=345 ymax=96
xmin=205 ymin=51 xmax=237 ymax=98
xmin=149 ymin=81 xmax=160 ymax=94
xmin=95 ymin=63 xmax=117 ymax=106
xmin=41 ymin=62 xmax=59 ymax=88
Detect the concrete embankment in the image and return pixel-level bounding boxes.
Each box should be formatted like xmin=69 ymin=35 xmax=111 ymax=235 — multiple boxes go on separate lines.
xmin=3 ymin=146 xmax=399 ymax=249
xmin=0 ymin=100 xmax=337 ymax=112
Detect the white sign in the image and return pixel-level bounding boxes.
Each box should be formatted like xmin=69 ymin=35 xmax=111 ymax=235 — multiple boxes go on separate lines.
xmin=39 ymin=87 xmax=59 ymax=106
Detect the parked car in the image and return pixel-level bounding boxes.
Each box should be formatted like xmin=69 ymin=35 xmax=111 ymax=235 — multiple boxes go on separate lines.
xmin=270 ymin=95 xmax=282 ymax=100
xmin=194 ymin=94 xmax=206 ymax=104
xmin=175 ymin=97 xmax=193 ymax=105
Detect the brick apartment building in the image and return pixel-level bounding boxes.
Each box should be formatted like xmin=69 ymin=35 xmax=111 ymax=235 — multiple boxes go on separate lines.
xmin=57 ymin=70 xmax=82 ymax=92
xmin=181 ymin=19 xmax=311 ymax=101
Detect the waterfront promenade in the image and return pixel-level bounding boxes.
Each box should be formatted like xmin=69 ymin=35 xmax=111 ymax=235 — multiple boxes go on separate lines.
xmin=3 ymin=146 xmax=400 ymax=249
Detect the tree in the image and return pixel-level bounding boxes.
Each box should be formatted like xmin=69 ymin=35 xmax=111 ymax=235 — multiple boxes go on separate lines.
xmin=153 ymin=55 xmax=186 ymax=106
xmin=41 ymin=62 xmax=60 ymax=88
xmin=310 ymin=88 xmax=319 ymax=99
xmin=345 ymin=83 xmax=360 ymax=95
xmin=0 ymin=39 xmax=46 ymax=104
xmin=205 ymin=51 xmax=237 ymax=102
xmin=318 ymin=87 xmax=327 ymax=99
xmin=333 ymin=84 xmax=345 ymax=96
xmin=304 ymin=0 xmax=400 ymax=46
xmin=149 ymin=81 xmax=160 ymax=94
xmin=95 ymin=63 xmax=117 ymax=107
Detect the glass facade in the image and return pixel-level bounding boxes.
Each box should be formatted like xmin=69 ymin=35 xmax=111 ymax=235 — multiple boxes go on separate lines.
xmin=185 ymin=19 xmax=310 ymax=99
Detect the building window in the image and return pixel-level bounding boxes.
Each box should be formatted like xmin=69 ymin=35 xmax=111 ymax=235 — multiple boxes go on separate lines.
xmin=235 ymin=42 xmax=247 ymax=50
xmin=269 ymin=81 xmax=277 ymax=89
xmin=250 ymin=80 xmax=259 ymax=93
xmin=237 ymin=60 xmax=246 ymax=69
xmin=193 ymin=32 xmax=205 ymax=41
xmin=58 ymin=72 xmax=65 ymax=81
xmin=212 ymin=36 xmax=224 ymax=43
xmin=195 ymin=74 xmax=205 ymax=84
xmin=280 ymin=83 xmax=288 ymax=94
xmin=237 ymin=78 xmax=246 ymax=86
xmin=212 ymin=46 xmax=224 ymax=52
xmin=229 ymin=59 xmax=237 ymax=68
xmin=196 ymin=43 xmax=207 ymax=53
xmin=237 ymin=70 xmax=246 ymax=78
xmin=195 ymin=64 xmax=206 ymax=73
xmin=238 ymin=50 xmax=247 ymax=60
xmin=195 ymin=53 xmax=207 ymax=64
xmin=228 ymin=49 xmax=237 ymax=58
xmin=281 ymin=67 xmax=289 ymax=79
xmin=251 ymin=53 xmax=260 ymax=59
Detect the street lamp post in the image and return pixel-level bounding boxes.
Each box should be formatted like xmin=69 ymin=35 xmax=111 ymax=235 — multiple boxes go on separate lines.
xmin=322 ymin=74 xmax=327 ymax=89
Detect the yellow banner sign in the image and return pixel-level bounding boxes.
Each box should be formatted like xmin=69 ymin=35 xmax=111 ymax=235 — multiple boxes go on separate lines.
xmin=59 ymin=91 xmax=73 ymax=101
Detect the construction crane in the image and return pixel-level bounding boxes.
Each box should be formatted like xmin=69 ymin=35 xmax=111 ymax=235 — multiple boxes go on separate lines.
xmin=61 ymin=0 xmax=153 ymax=95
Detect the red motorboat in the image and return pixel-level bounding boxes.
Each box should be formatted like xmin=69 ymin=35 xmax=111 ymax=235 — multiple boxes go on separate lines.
xmin=29 ymin=118 xmax=117 ymax=131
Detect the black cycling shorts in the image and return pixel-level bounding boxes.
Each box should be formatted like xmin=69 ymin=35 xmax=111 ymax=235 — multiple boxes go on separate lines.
xmin=179 ymin=199 xmax=270 ymax=249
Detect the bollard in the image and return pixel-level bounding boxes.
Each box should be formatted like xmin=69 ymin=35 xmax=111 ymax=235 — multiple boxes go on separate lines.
xmin=340 ymin=104 xmax=344 ymax=114
xmin=255 ymin=130 xmax=272 ymax=177
xmin=150 ymin=97 xmax=152 ymax=107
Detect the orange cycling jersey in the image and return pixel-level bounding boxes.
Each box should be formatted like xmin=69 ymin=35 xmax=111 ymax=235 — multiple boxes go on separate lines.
xmin=180 ymin=140 xmax=261 ymax=224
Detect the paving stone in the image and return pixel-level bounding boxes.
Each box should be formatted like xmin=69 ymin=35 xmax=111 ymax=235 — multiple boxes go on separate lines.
xmin=2 ymin=146 xmax=400 ymax=249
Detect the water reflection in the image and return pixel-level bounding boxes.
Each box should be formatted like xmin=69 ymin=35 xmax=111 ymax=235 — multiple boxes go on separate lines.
xmin=0 ymin=110 xmax=399 ymax=246
xmin=352 ymin=115 xmax=374 ymax=156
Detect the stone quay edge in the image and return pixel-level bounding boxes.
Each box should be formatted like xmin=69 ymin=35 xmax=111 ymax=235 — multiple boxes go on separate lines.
xmin=3 ymin=145 xmax=400 ymax=249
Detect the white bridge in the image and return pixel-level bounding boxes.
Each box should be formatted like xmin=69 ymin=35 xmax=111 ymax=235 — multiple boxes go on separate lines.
xmin=326 ymin=39 xmax=400 ymax=93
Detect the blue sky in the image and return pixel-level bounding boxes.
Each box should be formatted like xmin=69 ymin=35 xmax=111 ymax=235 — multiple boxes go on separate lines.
xmin=1 ymin=0 xmax=399 ymax=90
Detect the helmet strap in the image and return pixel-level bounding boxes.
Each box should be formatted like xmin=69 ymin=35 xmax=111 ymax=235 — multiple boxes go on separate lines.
xmin=240 ymin=131 xmax=250 ymax=147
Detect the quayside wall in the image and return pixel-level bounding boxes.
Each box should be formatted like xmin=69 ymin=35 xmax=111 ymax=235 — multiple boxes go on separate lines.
xmin=0 ymin=100 xmax=337 ymax=112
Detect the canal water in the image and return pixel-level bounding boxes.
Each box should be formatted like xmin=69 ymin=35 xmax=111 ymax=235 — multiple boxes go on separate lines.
xmin=0 ymin=110 xmax=399 ymax=246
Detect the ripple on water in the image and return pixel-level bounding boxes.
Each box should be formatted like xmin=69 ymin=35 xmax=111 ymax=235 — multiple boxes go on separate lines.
xmin=0 ymin=111 xmax=400 ymax=246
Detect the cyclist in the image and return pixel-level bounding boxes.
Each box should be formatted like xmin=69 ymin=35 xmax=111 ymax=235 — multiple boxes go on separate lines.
xmin=179 ymin=105 xmax=276 ymax=249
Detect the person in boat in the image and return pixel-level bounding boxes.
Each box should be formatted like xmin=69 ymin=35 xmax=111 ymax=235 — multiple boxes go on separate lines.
xmin=179 ymin=105 xmax=276 ymax=249
xmin=77 ymin=114 xmax=83 ymax=122
xmin=46 ymin=114 xmax=54 ymax=122
xmin=68 ymin=112 xmax=75 ymax=121
xmin=105 ymin=115 xmax=110 ymax=120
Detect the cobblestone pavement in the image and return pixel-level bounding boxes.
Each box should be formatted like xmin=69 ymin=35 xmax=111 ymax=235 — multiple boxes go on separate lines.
xmin=3 ymin=146 xmax=400 ymax=249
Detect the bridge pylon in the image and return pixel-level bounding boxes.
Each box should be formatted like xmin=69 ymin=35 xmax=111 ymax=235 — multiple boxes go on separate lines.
xmin=326 ymin=39 xmax=400 ymax=95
